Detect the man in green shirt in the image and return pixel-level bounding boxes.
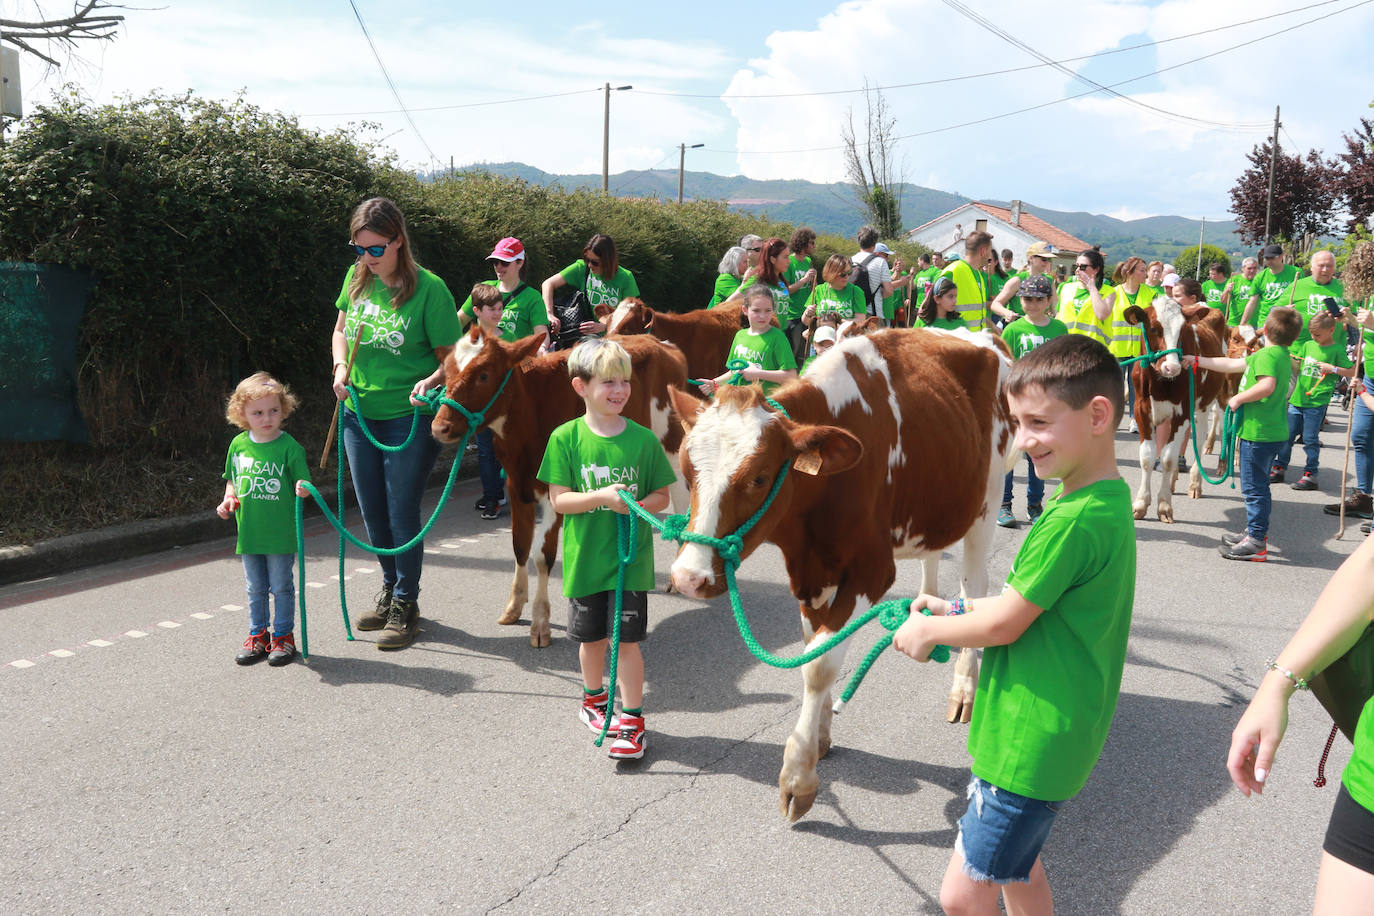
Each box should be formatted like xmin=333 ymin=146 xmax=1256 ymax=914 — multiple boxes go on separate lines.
xmin=1223 ymin=256 xmax=1259 ymax=326
xmin=1242 ymin=244 xmax=1305 ymax=328
xmin=1285 ymin=250 xmax=1348 ymax=348
xmin=1188 ymin=307 xmax=1303 ymax=561
xmin=893 ymin=335 xmax=1135 ymax=912
xmin=1201 ymin=262 xmax=1228 ymax=309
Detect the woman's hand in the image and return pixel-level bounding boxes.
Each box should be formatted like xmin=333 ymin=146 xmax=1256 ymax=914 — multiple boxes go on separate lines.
xmin=546 ymin=312 xmax=562 ymax=334
xmin=332 ymin=364 xmax=350 ymax=402
xmin=578 ymin=319 xmax=606 ymax=336
xmin=694 ymin=378 xmax=717 ymax=395
xmin=216 ymin=495 xmax=240 ymax=519
xmin=1227 ymin=676 xmax=1292 ymax=797
xmin=410 ymin=374 xmax=442 ymax=406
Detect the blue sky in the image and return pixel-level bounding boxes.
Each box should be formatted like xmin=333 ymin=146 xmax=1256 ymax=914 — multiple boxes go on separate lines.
xmin=7 ymin=0 xmax=1374 ymax=223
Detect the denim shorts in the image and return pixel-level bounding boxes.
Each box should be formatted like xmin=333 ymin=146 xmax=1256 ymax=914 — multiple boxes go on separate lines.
xmin=955 ymin=776 xmax=1064 ymax=884
xmin=567 ymin=590 xmax=648 ymax=643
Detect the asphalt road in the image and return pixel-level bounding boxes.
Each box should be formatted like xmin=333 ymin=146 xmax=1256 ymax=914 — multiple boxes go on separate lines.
xmin=2 ymin=417 xmax=1367 ymax=915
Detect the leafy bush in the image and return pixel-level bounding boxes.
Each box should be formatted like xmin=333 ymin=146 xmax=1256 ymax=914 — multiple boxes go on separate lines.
xmin=1173 ymin=244 xmax=1234 ymax=282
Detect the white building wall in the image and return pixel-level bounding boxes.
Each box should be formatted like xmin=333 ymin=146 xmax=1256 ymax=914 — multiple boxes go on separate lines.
xmin=906 ymin=205 xmax=1044 ymax=268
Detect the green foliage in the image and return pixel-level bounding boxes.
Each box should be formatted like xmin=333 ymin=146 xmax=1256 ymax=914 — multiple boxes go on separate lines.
xmin=1173 ymin=244 xmax=1233 ymax=282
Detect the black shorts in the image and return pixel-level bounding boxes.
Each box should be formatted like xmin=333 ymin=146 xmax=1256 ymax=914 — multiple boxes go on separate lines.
xmin=567 ymin=590 xmax=648 ymax=643
xmin=1324 ymin=783 xmax=1374 ymax=874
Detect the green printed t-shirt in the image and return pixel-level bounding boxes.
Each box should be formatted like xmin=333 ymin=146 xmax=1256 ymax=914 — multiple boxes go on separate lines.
xmin=1238 ymin=344 xmax=1292 ymax=442
xmin=739 ymin=275 xmax=795 ymax=322
xmin=223 ymin=431 xmax=311 ymax=556
xmin=1252 ymin=264 xmax=1304 ymax=326
xmin=460 ymin=281 xmax=549 ymax=342
xmin=810 ymin=282 xmax=866 ymax=322
xmin=337 ymin=266 xmax=463 ymax=420
xmin=536 ymin=418 xmax=677 ymax=599
xmin=786 ymin=255 xmax=815 ymax=313
xmin=1343 ymin=694 xmax=1374 ymax=812
xmin=970 ymin=477 xmax=1136 ymax=802
xmin=912 ymin=266 xmax=941 ymax=305
xmin=1291 ymin=339 xmax=1351 ymax=408
xmin=1201 ymin=279 xmax=1226 ymax=308
xmin=1226 ymin=276 xmax=1258 ymax=326
xmin=884 ymin=269 xmax=910 ymax=321
xmin=1001 ymin=317 xmax=1068 ymax=359
xmin=559 ymin=260 xmax=640 ymax=310
xmin=727 ymin=326 xmax=796 ymax=395
xmin=708 ymin=273 xmax=741 ymax=308
xmin=1286 ymin=276 xmax=1348 ymax=348
xmin=914 ymin=315 xmax=966 ymax=331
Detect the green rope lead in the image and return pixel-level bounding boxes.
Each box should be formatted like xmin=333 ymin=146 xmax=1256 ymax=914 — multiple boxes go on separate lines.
xmin=595 ymin=511 xmax=638 ymax=748
xmin=1120 ymin=346 xmax=1239 ymax=488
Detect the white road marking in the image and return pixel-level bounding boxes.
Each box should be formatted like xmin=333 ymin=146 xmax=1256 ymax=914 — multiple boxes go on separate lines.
xmin=125 ymin=630 xmax=148 ymax=639
xmin=354 ymin=567 xmax=374 ymax=574
xmin=221 ymin=604 xmax=243 ymax=611
xmin=440 ymin=542 xmax=462 ymax=549
xmin=190 ymin=613 xmax=214 ymax=620
xmin=49 ymin=649 xmax=75 ymax=658
xmin=87 ymin=639 xmax=112 ymax=647
xmin=306 ymin=582 xmax=325 ymax=589
xmin=157 ymin=621 xmax=180 ymax=629
xmin=10 ymin=659 xmax=35 ymax=668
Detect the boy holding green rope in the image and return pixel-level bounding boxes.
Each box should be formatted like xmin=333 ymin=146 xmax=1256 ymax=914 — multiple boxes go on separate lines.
xmin=892 ymin=334 xmax=1136 ymax=915
xmin=537 ymin=338 xmax=677 ymax=760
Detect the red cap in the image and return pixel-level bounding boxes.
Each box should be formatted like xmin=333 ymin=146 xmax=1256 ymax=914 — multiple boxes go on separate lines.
xmin=488 ymin=237 xmax=525 ymax=261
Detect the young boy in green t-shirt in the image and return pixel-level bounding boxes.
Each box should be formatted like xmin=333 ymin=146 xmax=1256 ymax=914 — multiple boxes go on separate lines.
xmin=1185 ymin=306 xmax=1303 ymax=562
xmin=1273 ymin=310 xmax=1356 ymax=490
xmin=892 ymin=334 xmax=1136 ymax=913
xmin=536 ymin=338 xmax=678 ymax=760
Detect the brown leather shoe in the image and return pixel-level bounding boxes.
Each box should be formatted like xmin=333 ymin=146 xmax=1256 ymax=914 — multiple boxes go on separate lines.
xmin=1324 ymin=492 xmax=1374 ymax=519
xmin=377 ymin=598 xmax=419 ymax=650
xmin=354 ymin=587 xmax=393 ymax=631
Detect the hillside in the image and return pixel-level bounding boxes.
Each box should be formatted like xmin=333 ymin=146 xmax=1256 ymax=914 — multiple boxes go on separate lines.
xmin=452 ymin=162 xmax=1244 ymax=265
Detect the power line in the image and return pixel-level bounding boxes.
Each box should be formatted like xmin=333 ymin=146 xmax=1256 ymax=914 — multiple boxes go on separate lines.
xmin=636 ymin=0 xmax=1349 ymax=101
xmin=346 ymin=0 xmax=439 ymax=165
xmin=704 ymin=0 xmax=1371 ymax=156
xmin=300 ymin=87 xmax=601 ymax=118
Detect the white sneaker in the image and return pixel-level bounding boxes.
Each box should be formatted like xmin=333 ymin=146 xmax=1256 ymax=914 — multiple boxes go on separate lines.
xmin=1128 ymin=419 xmax=1138 ymax=434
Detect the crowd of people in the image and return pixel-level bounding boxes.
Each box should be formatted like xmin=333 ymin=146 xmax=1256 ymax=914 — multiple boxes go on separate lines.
xmin=208 ymin=195 xmax=1374 ymax=913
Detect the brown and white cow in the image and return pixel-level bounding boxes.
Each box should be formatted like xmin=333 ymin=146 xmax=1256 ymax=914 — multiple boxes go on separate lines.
xmin=430 ymin=328 xmax=688 ymax=646
xmin=667 ymin=327 xmax=1015 ymax=821
xmin=1125 ymin=296 xmax=1228 ymax=522
xmin=600 ymin=298 xmax=748 ymax=382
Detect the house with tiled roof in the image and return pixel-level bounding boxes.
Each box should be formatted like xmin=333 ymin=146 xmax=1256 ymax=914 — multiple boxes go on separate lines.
xmin=904 ymin=200 xmax=1090 ymax=270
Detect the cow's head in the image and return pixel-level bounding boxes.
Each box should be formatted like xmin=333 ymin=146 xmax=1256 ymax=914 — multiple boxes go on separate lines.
xmin=666 ymin=385 xmax=862 ymax=598
xmin=1124 ymin=294 xmax=1214 ymax=380
xmin=838 ymin=315 xmax=882 ymax=339
xmin=430 ymin=325 xmax=543 ymax=443
xmin=601 ymin=297 xmax=652 ymax=336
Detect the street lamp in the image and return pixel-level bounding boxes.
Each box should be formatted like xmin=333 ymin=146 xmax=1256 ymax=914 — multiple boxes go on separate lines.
xmin=678 ymin=143 xmax=704 ymax=204
xmin=602 ymin=83 xmax=632 ymax=195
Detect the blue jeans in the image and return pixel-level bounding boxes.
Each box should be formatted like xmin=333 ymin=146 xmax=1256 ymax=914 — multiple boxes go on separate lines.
xmin=1002 ymin=454 xmax=1044 ymax=507
xmin=1354 ymin=377 xmax=1374 ymax=494
xmin=1119 ymin=359 xmax=1136 ymax=421
xmin=342 ymin=408 xmax=441 ymax=603
xmin=476 ymin=427 xmax=505 ymax=502
xmin=1240 ymin=438 xmax=1284 ymax=540
xmin=242 ymin=553 xmax=295 ymax=637
xmin=1276 ymin=404 xmax=1327 ymax=475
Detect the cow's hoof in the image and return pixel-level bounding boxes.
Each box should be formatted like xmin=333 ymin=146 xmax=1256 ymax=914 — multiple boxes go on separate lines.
xmin=663 ymin=581 xmax=677 ymax=595
xmin=1158 ymin=505 xmax=1174 ymax=524
xmin=1132 ymin=504 xmax=1148 ymax=521
xmin=529 ymin=624 xmax=551 ymax=648
xmin=496 ymin=604 xmax=522 ymax=626
xmin=779 ymin=786 xmax=818 ymax=822
xmin=947 ymin=696 xmax=974 ymax=724
xmin=1188 ymin=482 xmax=1203 ymax=500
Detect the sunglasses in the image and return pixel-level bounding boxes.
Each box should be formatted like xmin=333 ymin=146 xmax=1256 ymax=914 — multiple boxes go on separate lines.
xmin=1075 ymin=263 xmax=1092 ymax=270
xmin=348 ymin=237 xmax=396 ymax=258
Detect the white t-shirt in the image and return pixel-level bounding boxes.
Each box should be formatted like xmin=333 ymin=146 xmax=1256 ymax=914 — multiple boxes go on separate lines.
xmin=851 ymin=250 xmax=892 ymax=316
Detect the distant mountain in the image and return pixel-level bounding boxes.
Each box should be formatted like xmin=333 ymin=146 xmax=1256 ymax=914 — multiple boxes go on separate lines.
xmin=450 ymin=162 xmax=1244 ymax=265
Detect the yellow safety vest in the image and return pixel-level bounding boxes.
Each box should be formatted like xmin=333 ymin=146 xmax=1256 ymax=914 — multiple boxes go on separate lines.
xmin=1107 ymin=284 xmax=1157 ymax=358
xmin=1061 ymin=281 xmax=1112 ymax=346
xmin=941 ymin=261 xmax=989 ymax=331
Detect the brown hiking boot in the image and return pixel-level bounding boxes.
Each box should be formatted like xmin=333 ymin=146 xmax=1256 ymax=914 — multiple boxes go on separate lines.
xmin=354 ymin=586 xmax=393 ymax=631
xmin=376 ymin=598 xmax=419 ymax=650
xmin=1324 ymin=491 xmax=1374 ymax=519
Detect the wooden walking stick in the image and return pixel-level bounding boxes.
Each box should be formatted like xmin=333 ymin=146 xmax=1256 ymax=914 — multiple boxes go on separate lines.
xmin=321 ymin=322 xmax=364 ymax=469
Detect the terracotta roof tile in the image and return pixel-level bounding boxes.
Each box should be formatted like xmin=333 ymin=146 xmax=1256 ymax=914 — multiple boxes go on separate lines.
xmin=973 ymin=203 xmax=1091 ymax=253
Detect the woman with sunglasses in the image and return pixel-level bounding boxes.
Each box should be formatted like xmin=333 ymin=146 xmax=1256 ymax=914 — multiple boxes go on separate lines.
xmin=1060 ymin=247 xmax=1115 ymax=349
xmin=458 ymin=236 xmax=550 ymax=519
xmin=330 ymin=197 xmax=462 ymax=651
xmin=540 ymin=233 xmax=639 ymax=347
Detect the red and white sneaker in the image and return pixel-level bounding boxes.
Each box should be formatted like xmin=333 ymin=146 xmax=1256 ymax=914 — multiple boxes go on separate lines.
xmin=607 ymin=715 xmax=646 ymax=760
xmin=579 ymin=691 xmax=620 ymax=734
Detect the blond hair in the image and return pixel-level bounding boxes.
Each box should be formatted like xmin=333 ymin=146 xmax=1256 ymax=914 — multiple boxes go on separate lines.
xmin=225 ymin=372 xmax=298 ymax=429
xmin=567 ymin=337 xmax=632 ymax=382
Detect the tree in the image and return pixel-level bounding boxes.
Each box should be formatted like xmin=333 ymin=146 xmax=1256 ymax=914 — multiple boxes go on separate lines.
xmin=1 ymin=2 xmax=125 ymax=66
xmin=1227 ymin=140 xmax=1339 ymax=247
xmin=1174 ymin=243 xmax=1233 ymax=282
xmin=1334 ymin=117 xmax=1374 ymax=234
xmin=841 ymin=81 xmax=904 ymax=239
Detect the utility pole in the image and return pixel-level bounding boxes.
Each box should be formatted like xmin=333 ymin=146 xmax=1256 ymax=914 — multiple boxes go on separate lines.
xmin=678 ymin=142 xmax=703 ymax=204
xmin=1196 ymin=217 xmax=1205 ymax=279
xmin=602 ymin=83 xmax=632 ymax=195
xmin=1264 ymin=105 xmax=1281 ymax=245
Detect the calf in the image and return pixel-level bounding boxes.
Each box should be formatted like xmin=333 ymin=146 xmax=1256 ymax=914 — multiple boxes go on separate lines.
xmin=430 ymin=328 xmax=688 ymax=646
xmin=600 ymin=298 xmax=746 ymax=382
xmin=667 ymin=328 xmax=1014 ymax=821
xmin=1125 ymin=297 xmax=1228 ymax=522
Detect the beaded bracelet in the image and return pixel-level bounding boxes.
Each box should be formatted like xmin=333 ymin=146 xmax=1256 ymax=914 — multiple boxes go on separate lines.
xmin=1266 ymin=659 xmax=1310 ymax=691
xmin=947 ymin=598 xmax=970 ymax=617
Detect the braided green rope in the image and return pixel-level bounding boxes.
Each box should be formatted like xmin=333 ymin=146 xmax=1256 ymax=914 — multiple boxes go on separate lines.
xmin=1123 ymin=345 xmax=1239 ymax=488
xmin=594 ymin=510 xmax=637 ymax=748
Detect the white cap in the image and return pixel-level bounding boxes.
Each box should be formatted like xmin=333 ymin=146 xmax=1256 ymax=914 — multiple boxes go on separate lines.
xmin=813 ymin=325 xmax=838 ymax=344
xmin=1162 ymin=272 xmax=1180 ymax=287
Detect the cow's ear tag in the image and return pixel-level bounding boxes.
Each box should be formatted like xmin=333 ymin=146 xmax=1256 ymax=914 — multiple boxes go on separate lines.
xmin=519 ymin=359 xmax=535 ymax=373
xmin=793 ymin=450 xmax=822 ymax=475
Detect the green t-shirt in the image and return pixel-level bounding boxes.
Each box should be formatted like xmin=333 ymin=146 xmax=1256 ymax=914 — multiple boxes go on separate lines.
xmin=786 ymin=255 xmax=815 ymax=313
xmin=970 ymin=477 xmax=1136 ymax=801
xmin=1226 ymin=276 xmax=1259 ymax=326
xmin=1201 ymin=279 xmax=1226 ymax=308
xmin=460 ymin=281 xmax=549 ymax=342
xmin=222 ymin=431 xmax=311 ymax=556
xmin=336 ymin=266 xmax=464 ymax=420
xmin=559 ymin=260 xmax=640 ymax=310
xmin=1290 ymin=339 xmax=1352 ymax=408
xmin=1238 ymin=344 xmax=1292 ymax=442
xmin=739 ymin=275 xmax=795 ymax=322
xmin=1344 ymin=693 xmax=1374 ymax=812
xmin=536 ymin=417 xmax=677 ymax=598
xmin=913 ymin=315 xmax=966 ymax=331
xmin=708 ymin=273 xmax=741 ymax=309
xmin=1286 ymin=276 xmax=1348 ymax=348
xmin=883 ymin=269 xmax=910 ymax=321
xmin=1001 ymin=317 xmax=1069 ymax=359
xmin=1005 ymin=269 xmax=1035 ymax=317
xmin=810 ymin=282 xmax=866 ymax=322
xmin=1251 ymin=264 xmax=1304 ymax=326
xmin=727 ymin=326 xmax=796 ymax=395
